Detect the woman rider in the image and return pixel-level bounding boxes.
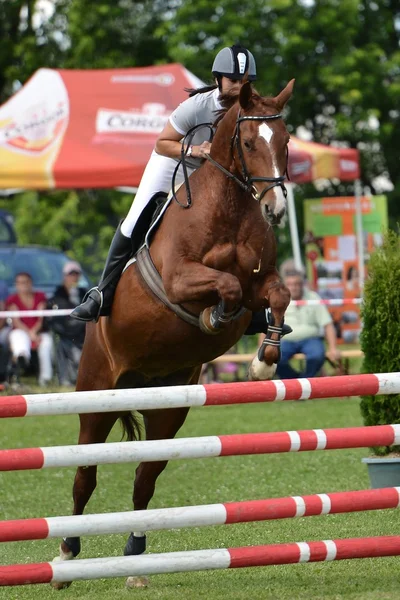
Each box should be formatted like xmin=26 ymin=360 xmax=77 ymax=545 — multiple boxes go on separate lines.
xmin=72 ymin=44 xmax=257 ymax=322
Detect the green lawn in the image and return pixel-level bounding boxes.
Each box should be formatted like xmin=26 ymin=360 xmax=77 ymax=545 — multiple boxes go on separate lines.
xmin=1 ymin=393 xmax=398 ymax=600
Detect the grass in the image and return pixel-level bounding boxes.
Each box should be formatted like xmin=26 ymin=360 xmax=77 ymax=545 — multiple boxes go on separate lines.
xmin=1 ymin=388 xmax=398 ymax=599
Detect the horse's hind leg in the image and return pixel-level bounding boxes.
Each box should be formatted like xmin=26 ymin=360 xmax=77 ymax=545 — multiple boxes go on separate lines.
xmin=124 ymin=405 xmax=190 ymax=588
xmin=51 ymin=411 xmax=119 ymax=589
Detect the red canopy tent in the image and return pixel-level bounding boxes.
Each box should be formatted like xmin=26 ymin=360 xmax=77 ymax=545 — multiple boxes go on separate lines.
xmin=0 ymin=65 xmax=360 ymax=190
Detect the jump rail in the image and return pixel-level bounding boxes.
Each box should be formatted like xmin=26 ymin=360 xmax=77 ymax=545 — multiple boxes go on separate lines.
xmin=1 ymin=487 xmax=400 ymax=543
xmin=0 ymin=372 xmax=398 ymax=418
xmin=2 ymin=535 xmax=400 ymax=586
xmin=1 ymin=424 xmax=399 ymax=471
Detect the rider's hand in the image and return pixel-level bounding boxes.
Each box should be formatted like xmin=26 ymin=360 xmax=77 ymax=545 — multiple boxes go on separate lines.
xmin=193 ymin=142 xmax=211 ymax=159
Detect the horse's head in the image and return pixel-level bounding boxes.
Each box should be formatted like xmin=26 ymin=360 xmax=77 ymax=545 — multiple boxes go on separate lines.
xmin=230 ymin=79 xmax=294 ymax=225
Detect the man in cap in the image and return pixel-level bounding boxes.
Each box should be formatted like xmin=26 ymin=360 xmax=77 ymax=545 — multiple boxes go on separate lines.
xmin=49 ymin=261 xmax=88 ymax=386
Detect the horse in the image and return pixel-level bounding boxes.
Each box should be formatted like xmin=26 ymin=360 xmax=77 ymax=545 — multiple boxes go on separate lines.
xmin=51 ymin=78 xmax=294 ymax=589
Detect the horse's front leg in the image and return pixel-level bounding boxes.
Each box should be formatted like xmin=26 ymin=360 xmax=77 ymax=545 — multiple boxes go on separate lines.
xmin=248 ymin=274 xmax=291 ymax=381
xmin=163 ymin=261 xmax=243 ymax=335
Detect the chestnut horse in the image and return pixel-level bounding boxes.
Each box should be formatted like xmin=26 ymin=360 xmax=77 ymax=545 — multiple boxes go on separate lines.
xmin=52 ymin=79 xmax=294 ymax=588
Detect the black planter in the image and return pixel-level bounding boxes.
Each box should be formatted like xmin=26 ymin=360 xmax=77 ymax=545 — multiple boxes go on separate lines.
xmin=362 ymin=458 xmax=400 ymax=489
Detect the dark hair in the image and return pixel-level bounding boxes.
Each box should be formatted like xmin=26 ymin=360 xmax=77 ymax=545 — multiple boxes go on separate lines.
xmin=185 ymin=82 xmax=219 ymax=98
xmin=347 ymin=265 xmax=358 ymax=280
xmin=15 ymin=272 xmax=32 ymax=282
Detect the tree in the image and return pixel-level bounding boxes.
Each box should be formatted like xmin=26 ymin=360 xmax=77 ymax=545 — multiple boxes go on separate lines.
xmin=360 ymin=230 xmax=400 ymax=455
xmin=0 ymin=0 xmax=65 ymax=102
xmin=158 ymin=0 xmax=400 ymax=219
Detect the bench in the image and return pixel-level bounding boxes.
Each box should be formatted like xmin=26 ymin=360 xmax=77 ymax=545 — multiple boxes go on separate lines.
xmin=211 ymin=349 xmax=363 ymax=363
xmin=204 ymin=349 xmax=364 ymax=381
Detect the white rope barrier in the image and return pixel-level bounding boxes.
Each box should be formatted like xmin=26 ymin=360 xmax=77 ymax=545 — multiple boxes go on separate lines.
xmin=0 ymin=298 xmax=362 ymax=318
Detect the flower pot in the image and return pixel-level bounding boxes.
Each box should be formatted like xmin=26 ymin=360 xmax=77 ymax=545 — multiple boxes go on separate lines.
xmin=362 ymin=458 xmax=400 ymax=489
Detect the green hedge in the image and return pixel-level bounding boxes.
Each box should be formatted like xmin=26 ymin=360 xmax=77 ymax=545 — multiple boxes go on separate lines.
xmin=360 ymin=229 xmax=400 ymax=455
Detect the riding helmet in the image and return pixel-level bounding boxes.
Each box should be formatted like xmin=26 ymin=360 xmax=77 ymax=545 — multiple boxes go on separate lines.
xmin=212 ymin=44 xmax=257 ymax=81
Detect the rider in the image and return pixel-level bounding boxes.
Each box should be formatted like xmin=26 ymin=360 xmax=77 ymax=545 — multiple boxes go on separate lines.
xmin=72 ymin=44 xmax=257 ymax=322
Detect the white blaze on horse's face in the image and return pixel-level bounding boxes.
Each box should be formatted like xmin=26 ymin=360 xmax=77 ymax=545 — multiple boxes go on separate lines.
xmin=257 ymin=122 xmax=287 ymax=223
xmin=259 ymin=123 xmax=273 ymax=144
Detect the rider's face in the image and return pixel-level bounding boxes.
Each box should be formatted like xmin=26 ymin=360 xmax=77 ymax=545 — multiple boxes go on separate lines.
xmin=220 ymin=76 xmax=242 ymax=95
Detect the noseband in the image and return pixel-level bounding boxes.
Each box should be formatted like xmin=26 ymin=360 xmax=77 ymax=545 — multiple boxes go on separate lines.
xmin=173 ymin=110 xmax=288 ymax=208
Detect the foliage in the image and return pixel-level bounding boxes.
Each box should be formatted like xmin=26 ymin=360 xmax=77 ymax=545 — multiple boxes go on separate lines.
xmin=360 ymin=229 xmax=400 ymax=455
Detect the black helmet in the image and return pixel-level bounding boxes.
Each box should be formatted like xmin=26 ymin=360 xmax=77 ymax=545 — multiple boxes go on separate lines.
xmin=212 ymin=44 xmax=257 ymax=81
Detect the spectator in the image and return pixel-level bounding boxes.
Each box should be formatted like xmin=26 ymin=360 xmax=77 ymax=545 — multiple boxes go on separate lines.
xmin=0 ymin=280 xmax=11 ymax=386
xmin=6 ymin=272 xmax=53 ymax=386
xmin=276 ymin=270 xmax=340 ymax=379
xmin=49 ymin=261 xmax=88 ymax=386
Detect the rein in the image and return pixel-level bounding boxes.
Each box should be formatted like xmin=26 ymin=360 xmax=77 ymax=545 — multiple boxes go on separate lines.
xmin=171 ymin=111 xmax=289 ymax=208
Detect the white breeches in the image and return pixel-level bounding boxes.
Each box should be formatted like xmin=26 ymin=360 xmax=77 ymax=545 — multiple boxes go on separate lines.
xmin=9 ymin=329 xmax=53 ymax=382
xmin=120 ymin=151 xmax=196 ymax=238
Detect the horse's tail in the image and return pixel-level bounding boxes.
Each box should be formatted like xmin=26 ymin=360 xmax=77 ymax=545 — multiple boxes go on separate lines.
xmin=119 ymin=412 xmax=142 ymax=441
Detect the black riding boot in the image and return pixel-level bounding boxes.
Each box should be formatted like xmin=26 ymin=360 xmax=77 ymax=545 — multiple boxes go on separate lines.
xmin=71 ymin=224 xmax=132 ymax=322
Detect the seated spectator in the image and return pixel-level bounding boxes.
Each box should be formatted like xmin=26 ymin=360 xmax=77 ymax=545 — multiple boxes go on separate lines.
xmin=48 ymin=261 xmax=88 ymax=386
xmin=6 ymin=272 xmax=53 ymax=386
xmin=276 ymin=270 xmax=340 ymax=379
xmin=0 ymin=280 xmax=11 ymax=386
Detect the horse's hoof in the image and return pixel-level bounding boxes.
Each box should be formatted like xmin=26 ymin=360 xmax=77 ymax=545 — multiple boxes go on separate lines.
xmin=199 ymin=307 xmax=221 ymax=335
xmin=248 ymin=356 xmax=276 ymax=381
xmin=50 ymin=580 xmax=72 ymax=591
xmin=50 ymin=546 xmax=74 ymax=590
xmin=126 ymin=576 xmax=150 ymax=588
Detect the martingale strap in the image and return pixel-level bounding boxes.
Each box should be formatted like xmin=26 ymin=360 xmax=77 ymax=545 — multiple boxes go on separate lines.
xmin=135 ymin=246 xmax=200 ymax=329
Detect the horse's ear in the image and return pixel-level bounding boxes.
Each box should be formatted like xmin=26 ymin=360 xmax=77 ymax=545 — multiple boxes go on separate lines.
xmin=274 ymin=79 xmax=295 ymax=111
xmin=239 ymin=80 xmax=253 ymax=109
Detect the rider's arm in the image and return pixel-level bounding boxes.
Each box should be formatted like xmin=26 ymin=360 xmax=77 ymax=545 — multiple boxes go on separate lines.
xmin=155 ymin=121 xmax=210 ymax=160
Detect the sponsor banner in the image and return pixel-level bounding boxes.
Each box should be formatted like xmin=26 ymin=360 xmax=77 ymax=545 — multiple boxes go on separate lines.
xmin=304 ymin=195 xmax=388 ymax=343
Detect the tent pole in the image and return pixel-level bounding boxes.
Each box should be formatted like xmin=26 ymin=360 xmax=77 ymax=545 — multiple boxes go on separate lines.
xmin=286 ymin=183 xmax=303 ymax=271
xmin=354 ymin=179 xmax=365 ymax=290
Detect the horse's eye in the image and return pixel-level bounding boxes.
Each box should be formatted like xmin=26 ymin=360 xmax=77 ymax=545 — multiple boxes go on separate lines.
xmin=243 ymin=140 xmax=252 ymax=150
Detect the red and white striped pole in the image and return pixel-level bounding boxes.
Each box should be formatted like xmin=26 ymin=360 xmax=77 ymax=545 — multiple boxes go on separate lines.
xmin=1 ymin=424 xmax=399 ymax=472
xmin=1 ymin=487 xmax=399 ymax=543
xmin=1 ymin=535 xmax=400 ymax=586
xmin=0 ymin=373 xmax=399 ymax=418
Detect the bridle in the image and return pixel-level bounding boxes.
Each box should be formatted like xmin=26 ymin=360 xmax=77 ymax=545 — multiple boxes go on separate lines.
xmin=172 ymin=110 xmax=289 ymax=208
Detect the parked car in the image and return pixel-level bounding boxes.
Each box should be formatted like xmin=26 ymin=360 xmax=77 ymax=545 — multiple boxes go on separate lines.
xmin=0 ymin=210 xmax=17 ymax=245
xmin=0 ymin=245 xmax=91 ymax=298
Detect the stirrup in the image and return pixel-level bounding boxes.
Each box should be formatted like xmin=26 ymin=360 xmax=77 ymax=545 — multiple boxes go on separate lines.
xmin=83 ymin=286 xmax=103 ymax=307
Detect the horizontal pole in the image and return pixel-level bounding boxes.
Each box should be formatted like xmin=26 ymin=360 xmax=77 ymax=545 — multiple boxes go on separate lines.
xmin=0 ymin=373 xmax=398 ymax=419
xmin=2 ymin=535 xmax=400 ymax=585
xmin=1 ymin=487 xmax=399 ymax=543
xmin=1 ymin=424 xmax=399 ymax=471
